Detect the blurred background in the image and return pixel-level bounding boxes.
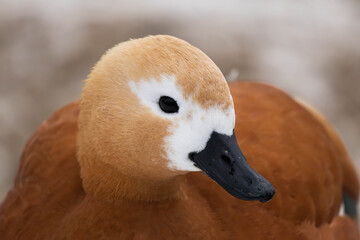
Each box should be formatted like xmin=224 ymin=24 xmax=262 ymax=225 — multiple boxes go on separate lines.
xmin=0 ymin=0 xmax=359 ymax=201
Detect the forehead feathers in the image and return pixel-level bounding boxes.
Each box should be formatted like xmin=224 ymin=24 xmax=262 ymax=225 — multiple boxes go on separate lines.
xmin=91 ymin=35 xmax=232 ymax=110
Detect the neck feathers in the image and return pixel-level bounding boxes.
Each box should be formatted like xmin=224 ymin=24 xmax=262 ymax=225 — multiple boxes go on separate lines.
xmin=78 ymin=155 xmax=183 ymax=202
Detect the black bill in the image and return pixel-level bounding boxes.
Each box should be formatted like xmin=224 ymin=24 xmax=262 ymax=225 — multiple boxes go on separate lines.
xmin=189 ymin=131 xmax=275 ymax=203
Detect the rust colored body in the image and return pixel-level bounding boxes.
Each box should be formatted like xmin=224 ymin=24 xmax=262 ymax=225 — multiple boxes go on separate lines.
xmin=0 ymin=82 xmax=358 ymax=239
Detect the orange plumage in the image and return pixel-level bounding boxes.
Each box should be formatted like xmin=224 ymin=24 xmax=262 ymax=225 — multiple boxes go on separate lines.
xmin=0 ymin=36 xmax=358 ymax=239
xmin=0 ymin=82 xmax=358 ymax=239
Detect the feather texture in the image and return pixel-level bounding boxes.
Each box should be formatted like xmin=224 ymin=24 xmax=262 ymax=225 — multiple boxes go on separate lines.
xmin=0 ymin=82 xmax=358 ymax=239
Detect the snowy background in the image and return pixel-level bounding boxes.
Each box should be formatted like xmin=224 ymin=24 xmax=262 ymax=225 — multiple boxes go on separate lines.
xmin=0 ymin=0 xmax=360 ymax=202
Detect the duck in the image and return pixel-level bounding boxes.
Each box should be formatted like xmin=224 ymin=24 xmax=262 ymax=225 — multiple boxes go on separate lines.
xmin=0 ymin=35 xmax=359 ymax=240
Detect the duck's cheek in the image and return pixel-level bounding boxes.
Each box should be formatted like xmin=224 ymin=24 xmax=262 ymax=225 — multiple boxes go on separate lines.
xmin=163 ymin=106 xmax=236 ymax=172
xmin=164 ymin=122 xmax=211 ymax=172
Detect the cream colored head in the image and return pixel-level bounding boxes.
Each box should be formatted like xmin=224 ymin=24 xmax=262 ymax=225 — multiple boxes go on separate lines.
xmin=78 ymin=35 xmax=235 ymax=183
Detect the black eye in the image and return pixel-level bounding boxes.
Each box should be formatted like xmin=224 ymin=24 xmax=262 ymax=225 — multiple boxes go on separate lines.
xmin=158 ymin=96 xmax=179 ymax=113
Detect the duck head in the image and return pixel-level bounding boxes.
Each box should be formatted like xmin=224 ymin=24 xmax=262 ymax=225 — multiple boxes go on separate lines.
xmin=78 ymin=35 xmax=275 ymax=202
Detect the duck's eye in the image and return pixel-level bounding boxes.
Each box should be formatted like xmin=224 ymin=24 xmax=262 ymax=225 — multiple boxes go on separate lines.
xmin=159 ymin=96 xmax=179 ymax=113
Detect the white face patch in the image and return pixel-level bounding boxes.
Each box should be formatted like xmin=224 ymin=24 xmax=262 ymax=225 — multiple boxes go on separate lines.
xmin=128 ymin=74 xmax=235 ymax=172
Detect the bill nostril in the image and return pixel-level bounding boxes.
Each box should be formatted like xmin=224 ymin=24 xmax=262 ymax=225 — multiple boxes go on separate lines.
xmin=221 ymin=154 xmax=231 ymax=165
